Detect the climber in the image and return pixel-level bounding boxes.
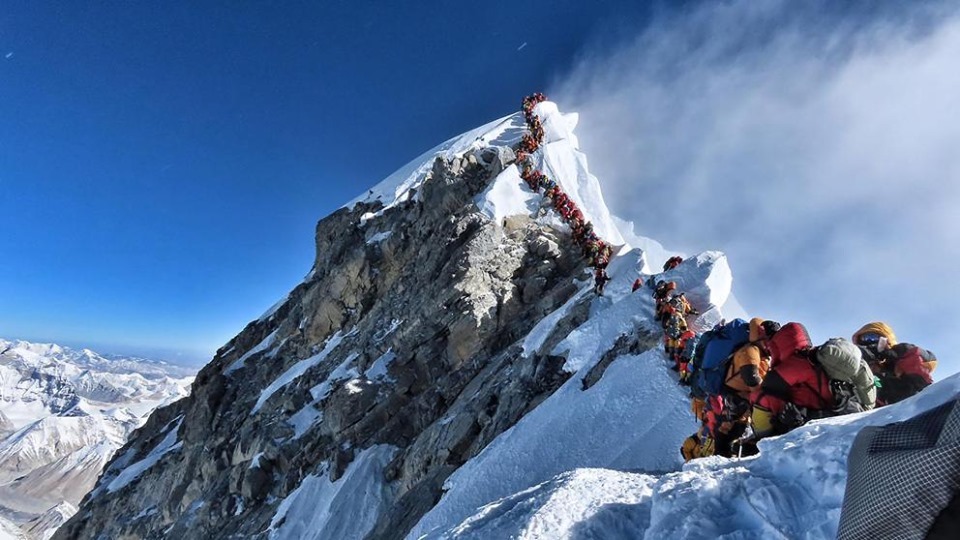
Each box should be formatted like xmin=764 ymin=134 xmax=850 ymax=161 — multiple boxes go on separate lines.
xmin=571 ymin=220 xmax=586 ymax=244
xmin=750 ymin=322 xmax=834 ymax=439
xmin=518 ymin=133 xmax=539 ymax=154
xmin=594 ymin=267 xmax=610 ymax=295
xmin=593 ymin=245 xmax=611 ymax=270
xmin=853 ymin=322 xmax=937 ymax=405
xmin=570 ymin=207 xmax=583 ymax=225
xmin=663 ymin=311 xmax=688 ymax=367
xmin=529 ymin=117 xmax=545 ymax=141
xmin=658 ymin=290 xmax=695 ymax=331
xmin=663 ymin=256 xmax=683 ymax=272
xmin=723 ymin=318 xmax=779 ymax=400
xmin=653 ymin=281 xmax=676 ymax=324
xmin=704 ymin=393 xmax=756 ymax=458
xmin=693 ymin=318 xmax=779 ymax=456
xmin=676 ymin=330 xmax=698 ymax=383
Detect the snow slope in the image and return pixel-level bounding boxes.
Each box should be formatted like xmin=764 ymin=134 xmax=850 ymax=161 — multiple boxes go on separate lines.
xmin=423 ymin=374 xmax=960 ymax=540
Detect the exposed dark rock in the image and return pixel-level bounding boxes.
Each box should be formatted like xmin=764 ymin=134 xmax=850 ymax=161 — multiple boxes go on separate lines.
xmin=56 ymin=147 xmax=651 ymax=540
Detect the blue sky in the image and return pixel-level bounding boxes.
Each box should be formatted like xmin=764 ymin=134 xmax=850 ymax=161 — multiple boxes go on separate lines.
xmin=0 ymin=1 xmax=653 ymax=364
xmin=2 ymin=1 xmax=958 ymax=377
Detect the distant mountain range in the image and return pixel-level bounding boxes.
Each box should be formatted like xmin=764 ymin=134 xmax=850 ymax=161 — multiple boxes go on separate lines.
xmin=0 ymin=338 xmax=194 ymax=540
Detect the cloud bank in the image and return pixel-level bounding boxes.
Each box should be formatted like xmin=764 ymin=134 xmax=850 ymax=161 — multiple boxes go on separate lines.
xmin=553 ymin=0 xmax=960 ymax=375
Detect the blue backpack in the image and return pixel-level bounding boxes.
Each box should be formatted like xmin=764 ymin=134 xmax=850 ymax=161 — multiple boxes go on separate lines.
xmin=690 ymin=318 xmax=751 ymax=398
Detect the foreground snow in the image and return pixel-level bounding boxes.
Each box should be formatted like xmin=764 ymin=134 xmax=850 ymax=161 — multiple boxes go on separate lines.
xmin=442 ymin=469 xmax=656 ymax=539
xmin=418 ymin=373 xmax=960 ymax=540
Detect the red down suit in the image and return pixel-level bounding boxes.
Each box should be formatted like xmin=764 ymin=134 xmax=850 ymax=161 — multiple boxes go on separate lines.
xmin=751 ymin=322 xmax=834 ymax=420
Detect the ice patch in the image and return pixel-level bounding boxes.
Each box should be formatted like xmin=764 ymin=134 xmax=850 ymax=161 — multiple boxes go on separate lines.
xmin=521 ymin=287 xmax=591 ymax=358
xmin=366 ymin=231 xmax=393 ymax=245
xmin=105 ymin=418 xmax=183 ymax=494
xmin=309 ymin=353 xmax=361 ymax=401
xmin=269 ymin=445 xmax=398 ymax=540
xmin=474 ymin=165 xmax=540 ymax=222
xmin=373 ymin=319 xmax=403 ymax=344
xmin=287 ymin=405 xmax=323 ymax=440
xmin=252 ymin=330 xmax=354 ymax=414
xmin=225 ymin=329 xmax=279 ymax=375
xmin=364 ymin=350 xmax=396 ymax=382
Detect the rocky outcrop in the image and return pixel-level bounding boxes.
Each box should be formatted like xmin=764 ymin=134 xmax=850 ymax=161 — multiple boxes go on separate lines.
xmin=56 ymin=144 xmax=611 ymax=539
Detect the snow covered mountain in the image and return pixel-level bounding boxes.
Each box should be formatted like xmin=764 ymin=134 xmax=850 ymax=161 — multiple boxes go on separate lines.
xmin=55 ymin=101 xmax=957 ymax=540
xmin=0 ymin=339 xmax=193 ymax=539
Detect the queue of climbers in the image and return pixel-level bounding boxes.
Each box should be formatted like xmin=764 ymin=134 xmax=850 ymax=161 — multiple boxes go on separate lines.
xmin=633 ymin=270 xmax=941 ymax=462
xmin=512 ymin=93 xmax=939 ymax=464
xmin=516 ymin=93 xmax=614 ymax=294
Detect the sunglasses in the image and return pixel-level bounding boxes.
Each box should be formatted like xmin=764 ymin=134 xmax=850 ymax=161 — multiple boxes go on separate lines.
xmin=858 ymin=332 xmax=883 ymax=346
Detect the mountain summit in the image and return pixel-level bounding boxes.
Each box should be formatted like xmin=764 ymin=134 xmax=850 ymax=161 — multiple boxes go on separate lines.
xmin=54 ymin=100 xmax=959 ymax=540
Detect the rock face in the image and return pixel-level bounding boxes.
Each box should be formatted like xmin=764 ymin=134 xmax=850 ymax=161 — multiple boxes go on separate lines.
xmin=56 ymin=138 xmax=605 ymax=539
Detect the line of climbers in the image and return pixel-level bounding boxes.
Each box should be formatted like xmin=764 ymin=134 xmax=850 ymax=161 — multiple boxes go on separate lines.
xmin=511 ymin=94 xmax=939 ymax=463
xmin=515 ymin=93 xmax=614 ymax=294
xmin=632 ymin=259 xmax=939 ymax=462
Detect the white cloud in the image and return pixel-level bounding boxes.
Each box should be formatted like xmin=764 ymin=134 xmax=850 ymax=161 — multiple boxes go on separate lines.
xmin=552 ymin=0 xmax=960 ymax=375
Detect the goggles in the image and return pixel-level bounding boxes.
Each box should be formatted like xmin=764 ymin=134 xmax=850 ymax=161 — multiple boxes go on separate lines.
xmin=857 ymin=332 xmax=883 ymax=346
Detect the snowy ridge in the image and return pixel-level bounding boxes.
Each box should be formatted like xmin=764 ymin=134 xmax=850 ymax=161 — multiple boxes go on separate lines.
xmin=346 ymin=114 xmax=526 ymax=213
xmin=440 ymin=469 xmax=655 ymax=539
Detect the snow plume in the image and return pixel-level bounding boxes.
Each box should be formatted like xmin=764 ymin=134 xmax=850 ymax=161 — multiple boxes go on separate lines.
xmin=552 ymin=0 xmax=960 ymax=375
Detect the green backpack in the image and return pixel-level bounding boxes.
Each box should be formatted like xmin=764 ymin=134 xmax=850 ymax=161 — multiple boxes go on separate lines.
xmin=816 ymin=338 xmax=877 ymax=410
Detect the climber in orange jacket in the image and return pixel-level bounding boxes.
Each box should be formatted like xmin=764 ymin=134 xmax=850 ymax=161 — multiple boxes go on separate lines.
xmin=723 ymin=318 xmax=778 ymax=400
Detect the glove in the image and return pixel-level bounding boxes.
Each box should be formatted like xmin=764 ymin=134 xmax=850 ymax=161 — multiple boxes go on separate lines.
xmin=776 ymin=402 xmax=808 ymax=432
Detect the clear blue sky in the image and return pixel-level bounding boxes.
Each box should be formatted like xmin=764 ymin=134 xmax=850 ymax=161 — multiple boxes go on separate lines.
xmin=0 ymin=1 xmax=656 ymax=364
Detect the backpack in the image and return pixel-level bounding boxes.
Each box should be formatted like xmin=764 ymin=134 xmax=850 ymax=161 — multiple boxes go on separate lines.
xmin=816 ymin=338 xmax=877 ymax=410
xmin=664 ymin=312 xmax=687 ymax=340
xmin=690 ymin=318 xmax=751 ymax=398
xmin=680 ymin=332 xmax=700 ymax=363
